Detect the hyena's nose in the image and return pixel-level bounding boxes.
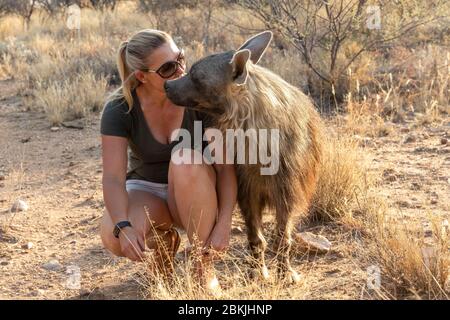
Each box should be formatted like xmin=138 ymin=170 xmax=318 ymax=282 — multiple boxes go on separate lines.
xmin=164 ymin=81 xmax=170 ymax=93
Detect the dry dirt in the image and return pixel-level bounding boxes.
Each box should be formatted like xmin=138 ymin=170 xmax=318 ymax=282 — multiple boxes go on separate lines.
xmin=0 ymin=79 xmax=448 ymax=300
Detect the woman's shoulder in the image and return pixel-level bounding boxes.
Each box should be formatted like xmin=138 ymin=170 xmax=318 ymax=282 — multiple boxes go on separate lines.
xmin=103 ymin=96 xmax=130 ymax=115
xmin=100 ymin=96 xmax=133 ymax=137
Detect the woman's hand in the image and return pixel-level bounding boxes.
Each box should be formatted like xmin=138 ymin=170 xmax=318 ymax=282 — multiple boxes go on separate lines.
xmin=118 ymin=227 xmax=146 ymax=262
xmin=205 ymin=221 xmax=231 ymax=253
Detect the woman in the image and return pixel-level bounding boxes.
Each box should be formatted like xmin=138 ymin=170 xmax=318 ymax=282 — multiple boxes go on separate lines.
xmin=99 ymin=29 xmax=237 ymax=291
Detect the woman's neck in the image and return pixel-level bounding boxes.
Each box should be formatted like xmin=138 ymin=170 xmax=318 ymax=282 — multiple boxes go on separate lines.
xmin=136 ymin=84 xmax=170 ymax=111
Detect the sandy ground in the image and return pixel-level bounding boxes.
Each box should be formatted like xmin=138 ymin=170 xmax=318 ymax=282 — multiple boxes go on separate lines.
xmin=0 ymin=79 xmax=448 ymax=300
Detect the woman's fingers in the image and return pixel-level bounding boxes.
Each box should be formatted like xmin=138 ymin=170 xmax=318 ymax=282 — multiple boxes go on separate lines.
xmin=124 ymin=241 xmax=140 ymax=261
xmin=137 ymin=234 xmax=146 ymax=252
xmin=120 ymin=231 xmax=145 ymax=262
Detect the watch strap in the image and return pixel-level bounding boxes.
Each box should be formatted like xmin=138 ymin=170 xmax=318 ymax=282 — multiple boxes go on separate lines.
xmin=113 ymin=220 xmax=132 ymax=238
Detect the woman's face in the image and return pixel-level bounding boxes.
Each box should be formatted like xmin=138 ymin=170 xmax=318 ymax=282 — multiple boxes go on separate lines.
xmin=135 ymin=40 xmax=186 ymax=95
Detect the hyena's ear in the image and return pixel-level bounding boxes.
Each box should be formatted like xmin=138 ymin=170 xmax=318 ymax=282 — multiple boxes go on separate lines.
xmin=230 ymin=49 xmax=250 ymax=86
xmin=237 ymin=30 xmax=273 ymax=64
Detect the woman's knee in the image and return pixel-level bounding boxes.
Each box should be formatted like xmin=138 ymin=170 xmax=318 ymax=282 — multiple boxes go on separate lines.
xmin=169 ymin=149 xmax=216 ymax=186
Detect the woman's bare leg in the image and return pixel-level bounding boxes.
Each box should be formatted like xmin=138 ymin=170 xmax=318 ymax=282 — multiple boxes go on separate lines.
xmin=100 ymin=190 xmax=174 ymax=257
xmin=167 ymin=149 xmax=220 ymax=290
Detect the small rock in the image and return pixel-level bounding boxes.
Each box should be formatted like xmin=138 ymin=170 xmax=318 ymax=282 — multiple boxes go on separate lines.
xmin=20 ymin=137 xmax=31 ymax=143
xmin=50 ymin=126 xmax=60 ymax=132
xmin=295 ymin=232 xmax=332 ymax=253
xmin=1 ymin=261 xmax=9 ymax=266
xmin=396 ymin=200 xmax=412 ymax=208
xmin=62 ymin=119 xmax=84 ymax=130
xmin=69 ymin=161 xmax=76 ymax=167
xmin=384 ymin=174 xmax=397 ymax=182
xmin=70 ymin=240 xmax=77 ymax=245
xmin=400 ymin=127 xmax=410 ymax=133
xmin=414 ymin=146 xmax=437 ymax=153
xmin=410 ymin=182 xmax=421 ymax=190
xmin=430 ymin=199 xmax=438 ymax=205
xmin=403 ymin=135 xmax=416 ymax=144
xmin=30 ymin=289 xmax=45 ymax=297
xmin=42 ymin=260 xmax=63 ymax=272
xmin=11 ymin=199 xmax=29 ymax=212
xmin=0 ymin=174 xmax=5 ymax=181
xmin=441 ymin=138 xmax=448 ymax=145
xmin=22 ymin=242 xmax=33 ymax=250
xmin=79 ymin=289 xmax=90 ymax=297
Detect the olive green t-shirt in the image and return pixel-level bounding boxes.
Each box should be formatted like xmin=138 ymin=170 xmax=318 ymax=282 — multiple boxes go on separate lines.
xmin=100 ymin=90 xmax=213 ymax=184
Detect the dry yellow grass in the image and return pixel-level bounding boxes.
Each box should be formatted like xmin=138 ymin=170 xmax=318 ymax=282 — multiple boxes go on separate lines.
xmin=0 ymin=1 xmax=448 ymax=300
xmin=35 ymin=69 xmax=107 ymax=124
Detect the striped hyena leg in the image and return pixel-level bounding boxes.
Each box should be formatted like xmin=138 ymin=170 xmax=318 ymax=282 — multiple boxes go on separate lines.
xmin=274 ymin=201 xmax=300 ymax=284
xmin=240 ymin=196 xmax=269 ymax=281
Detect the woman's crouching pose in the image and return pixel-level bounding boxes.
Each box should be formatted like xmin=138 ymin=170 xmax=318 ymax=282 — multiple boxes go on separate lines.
xmin=99 ymin=29 xmax=237 ymax=293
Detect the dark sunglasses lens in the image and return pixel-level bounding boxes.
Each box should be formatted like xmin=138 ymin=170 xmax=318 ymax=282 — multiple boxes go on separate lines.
xmin=159 ymin=62 xmax=178 ymax=78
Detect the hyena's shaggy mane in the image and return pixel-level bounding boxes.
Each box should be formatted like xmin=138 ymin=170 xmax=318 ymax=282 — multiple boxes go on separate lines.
xmin=218 ymin=62 xmax=324 ymax=217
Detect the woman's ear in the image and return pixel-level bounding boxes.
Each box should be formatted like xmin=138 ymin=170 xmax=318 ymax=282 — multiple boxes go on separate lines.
xmin=134 ymin=70 xmax=147 ymax=83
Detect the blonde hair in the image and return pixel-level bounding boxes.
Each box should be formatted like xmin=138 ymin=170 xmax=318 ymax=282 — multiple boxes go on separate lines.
xmin=107 ymin=29 xmax=172 ymax=111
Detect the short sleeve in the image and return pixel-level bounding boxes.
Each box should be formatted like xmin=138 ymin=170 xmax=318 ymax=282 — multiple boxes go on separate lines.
xmin=100 ymin=99 xmax=131 ymax=138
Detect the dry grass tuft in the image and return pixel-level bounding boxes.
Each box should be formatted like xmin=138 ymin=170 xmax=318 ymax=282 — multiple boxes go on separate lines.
xmin=310 ymin=134 xmax=373 ymax=226
xmin=363 ymin=206 xmax=449 ymax=299
xmin=34 ymin=69 xmax=107 ymax=125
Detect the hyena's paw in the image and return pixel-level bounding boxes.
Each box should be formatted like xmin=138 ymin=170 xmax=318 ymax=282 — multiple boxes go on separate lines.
xmin=249 ymin=265 xmax=271 ymax=282
xmin=277 ymin=265 xmax=301 ymax=285
xmin=285 ymin=269 xmax=301 ymax=284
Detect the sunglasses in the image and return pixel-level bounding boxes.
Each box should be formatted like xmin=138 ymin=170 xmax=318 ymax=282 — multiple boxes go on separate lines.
xmin=142 ymin=49 xmax=186 ymax=79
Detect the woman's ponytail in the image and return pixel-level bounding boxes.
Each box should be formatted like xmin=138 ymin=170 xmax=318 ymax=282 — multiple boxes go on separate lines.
xmin=117 ymin=41 xmax=137 ymax=111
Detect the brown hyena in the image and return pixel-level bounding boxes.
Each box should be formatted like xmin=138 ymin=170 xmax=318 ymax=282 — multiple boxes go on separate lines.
xmin=165 ymin=31 xmax=323 ymax=283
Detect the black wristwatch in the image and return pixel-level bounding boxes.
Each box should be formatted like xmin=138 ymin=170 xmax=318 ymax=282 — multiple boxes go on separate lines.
xmin=113 ymin=221 xmax=132 ymax=238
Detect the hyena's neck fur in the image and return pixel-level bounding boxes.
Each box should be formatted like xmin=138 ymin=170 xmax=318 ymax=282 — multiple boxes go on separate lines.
xmin=217 ymin=63 xmax=319 ymax=166
xmin=218 ymin=63 xmax=312 ymax=132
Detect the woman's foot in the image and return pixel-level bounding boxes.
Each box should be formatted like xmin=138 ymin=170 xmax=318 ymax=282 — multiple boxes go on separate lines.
xmin=192 ymin=250 xmax=223 ymax=298
xmin=146 ymin=227 xmax=181 ymax=278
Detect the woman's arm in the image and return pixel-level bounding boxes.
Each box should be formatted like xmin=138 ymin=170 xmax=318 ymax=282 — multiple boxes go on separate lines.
xmin=205 ymin=162 xmax=237 ymax=252
xmin=202 ymin=127 xmax=238 ymax=251
xmin=102 ymin=135 xmax=129 ymax=225
xmin=102 ymin=135 xmax=145 ymax=261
